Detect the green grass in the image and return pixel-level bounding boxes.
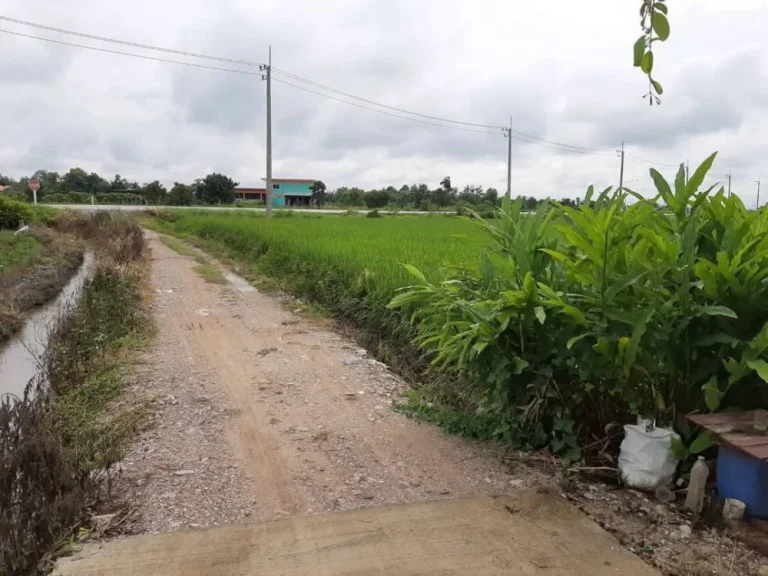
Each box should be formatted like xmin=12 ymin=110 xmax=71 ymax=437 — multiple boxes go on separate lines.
xmin=194 ymin=263 xmax=226 ymax=284
xmin=159 ymin=234 xmax=206 ymax=264
xmin=0 ymin=230 xmax=42 ymax=271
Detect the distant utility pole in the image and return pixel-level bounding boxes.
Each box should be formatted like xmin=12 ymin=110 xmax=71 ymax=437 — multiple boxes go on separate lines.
xmin=757 ymin=178 xmax=761 ymax=210
xmin=506 ymin=116 xmax=512 ymax=200
xmin=618 ymin=142 xmax=625 ymax=192
xmin=260 ymin=47 xmax=273 ymax=217
xmin=685 ymin=161 xmax=690 ymax=184
xmin=727 ymin=171 xmax=732 ymax=198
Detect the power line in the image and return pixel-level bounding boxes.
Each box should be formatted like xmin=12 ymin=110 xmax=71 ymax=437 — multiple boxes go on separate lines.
xmin=508 ymin=131 xmax=612 ymax=156
xmin=624 ymin=152 xmax=679 ymax=169
xmin=272 ymin=68 xmax=504 ymax=131
xmin=0 ymin=14 xmax=265 ymax=68
xmin=3 ymin=14 xmax=633 ymax=156
xmin=0 ymin=28 xmax=264 ymax=77
xmin=272 ymin=77 xmax=502 ymax=135
xmin=508 ymin=128 xmax=611 ymax=155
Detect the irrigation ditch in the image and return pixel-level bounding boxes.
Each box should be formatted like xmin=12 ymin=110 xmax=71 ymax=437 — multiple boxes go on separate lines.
xmin=0 ymin=209 xmax=151 ymax=575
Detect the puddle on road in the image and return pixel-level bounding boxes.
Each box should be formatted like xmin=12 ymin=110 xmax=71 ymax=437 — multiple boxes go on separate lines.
xmin=225 ymin=272 xmax=257 ymax=293
xmin=0 ymin=252 xmax=95 ymax=400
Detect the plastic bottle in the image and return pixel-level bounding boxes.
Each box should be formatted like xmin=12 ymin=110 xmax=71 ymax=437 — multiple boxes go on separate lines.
xmin=685 ymin=456 xmax=709 ymax=513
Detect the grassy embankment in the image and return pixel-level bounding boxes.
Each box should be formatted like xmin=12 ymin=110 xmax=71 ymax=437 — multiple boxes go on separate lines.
xmin=0 ymin=211 xmax=151 ymax=575
xmin=0 ymin=202 xmax=81 ymax=343
xmin=147 ymin=211 xmax=489 ymax=385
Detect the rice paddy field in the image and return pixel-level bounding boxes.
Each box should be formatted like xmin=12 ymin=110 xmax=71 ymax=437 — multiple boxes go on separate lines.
xmin=151 ymin=210 xmax=493 ymax=378
xmin=155 ymin=212 xmax=491 ymax=296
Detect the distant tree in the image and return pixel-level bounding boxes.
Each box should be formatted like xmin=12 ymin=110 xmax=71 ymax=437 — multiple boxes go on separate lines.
xmin=410 ymin=183 xmax=430 ymax=207
xmin=439 ymin=176 xmax=452 ymax=191
xmin=0 ymin=174 xmax=15 ymax=186
xmin=310 ymin=180 xmax=327 ymax=206
xmin=168 ymin=182 xmax=195 ymax=206
xmin=484 ymin=187 xmax=499 ymax=205
xmin=199 ymin=173 xmax=238 ymax=204
xmin=143 ymin=180 xmax=167 ymax=205
xmin=364 ymin=190 xmax=390 ymax=209
xmin=63 ymin=167 xmax=90 ymax=193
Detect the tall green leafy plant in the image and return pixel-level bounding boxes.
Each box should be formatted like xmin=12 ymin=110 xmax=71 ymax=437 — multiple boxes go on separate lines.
xmin=390 ymin=153 xmax=768 ymax=459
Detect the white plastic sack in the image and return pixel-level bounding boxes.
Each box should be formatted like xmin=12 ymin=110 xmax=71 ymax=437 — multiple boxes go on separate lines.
xmin=618 ymin=419 xmax=680 ymax=490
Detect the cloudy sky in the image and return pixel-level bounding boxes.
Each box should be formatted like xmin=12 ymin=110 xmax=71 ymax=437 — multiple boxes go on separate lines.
xmin=1 ymin=0 xmax=767 ymax=204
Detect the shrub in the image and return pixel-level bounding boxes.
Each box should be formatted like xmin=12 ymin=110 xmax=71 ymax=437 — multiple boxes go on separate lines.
xmin=0 ymin=196 xmax=34 ymax=229
xmin=390 ymin=154 xmax=768 ymax=460
xmin=367 ymin=208 xmax=381 ymax=218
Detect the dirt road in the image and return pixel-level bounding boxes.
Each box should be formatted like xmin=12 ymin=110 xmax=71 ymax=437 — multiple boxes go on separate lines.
xmin=113 ymin=231 xmax=542 ymax=531
xmin=59 ymin=232 xmax=659 ymax=574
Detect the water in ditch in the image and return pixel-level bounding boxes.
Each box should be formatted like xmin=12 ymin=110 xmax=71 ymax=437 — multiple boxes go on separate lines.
xmin=0 ymin=252 xmax=95 ymax=400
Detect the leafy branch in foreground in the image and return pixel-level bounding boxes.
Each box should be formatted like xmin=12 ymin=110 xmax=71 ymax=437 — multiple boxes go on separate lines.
xmin=634 ymin=0 xmax=670 ymax=105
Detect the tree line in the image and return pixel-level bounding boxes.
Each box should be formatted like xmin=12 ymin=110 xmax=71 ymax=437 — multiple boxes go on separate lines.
xmin=0 ymin=168 xmax=581 ymax=210
xmin=0 ymin=169 xmax=239 ymax=206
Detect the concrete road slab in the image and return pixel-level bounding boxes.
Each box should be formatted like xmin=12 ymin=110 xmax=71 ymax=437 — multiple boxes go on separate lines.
xmin=55 ymin=494 xmax=659 ymax=575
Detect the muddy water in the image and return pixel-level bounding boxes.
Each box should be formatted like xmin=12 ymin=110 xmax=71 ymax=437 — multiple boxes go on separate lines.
xmin=0 ymin=252 xmax=95 ymax=399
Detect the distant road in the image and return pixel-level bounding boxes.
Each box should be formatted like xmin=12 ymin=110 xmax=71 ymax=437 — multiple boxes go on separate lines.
xmin=41 ymin=204 xmax=431 ymax=216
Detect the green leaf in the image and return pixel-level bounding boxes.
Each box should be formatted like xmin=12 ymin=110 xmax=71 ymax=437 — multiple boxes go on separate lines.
xmin=654 ymin=2 xmax=668 ymax=15
xmin=511 ymin=357 xmax=529 ymax=375
xmin=689 ymin=431 xmax=714 ymax=455
xmin=633 ymin=36 xmax=646 ymax=67
xmin=641 ymin=51 xmax=654 ymax=74
xmin=401 ymin=264 xmax=427 ymax=285
xmin=604 ymin=270 xmax=647 ymax=302
xmin=686 ymin=153 xmax=718 ymax=197
xmin=567 ymin=334 xmax=589 ymax=350
xmin=534 ymin=306 xmax=546 ymax=325
xmin=560 ymin=305 xmax=586 ymax=325
xmin=698 ymin=305 xmax=738 ymax=319
xmin=650 ymin=168 xmax=674 ymax=208
xmin=652 ymin=13 xmax=670 ymax=41
xmin=593 ymin=337 xmax=611 ymax=357
xmin=702 ymin=376 xmax=723 ymax=412
xmin=539 ymin=248 xmax=568 ymax=262
xmin=624 ymin=318 xmax=647 ymax=374
xmin=670 ymin=435 xmax=688 ymax=460
xmin=748 ymin=360 xmax=768 ymax=384
xmin=651 ymin=79 xmax=664 ymax=95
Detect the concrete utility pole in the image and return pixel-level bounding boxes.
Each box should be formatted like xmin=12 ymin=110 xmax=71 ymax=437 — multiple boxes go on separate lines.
xmin=266 ymin=47 xmax=273 ymax=217
xmin=506 ymin=116 xmax=512 ymax=200
xmin=260 ymin=47 xmax=273 ymax=217
xmin=618 ymin=142 xmax=625 ymax=192
xmin=757 ymin=178 xmax=761 ymax=210
xmin=727 ymin=171 xmax=732 ymax=198
xmin=685 ymin=160 xmax=690 ymax=184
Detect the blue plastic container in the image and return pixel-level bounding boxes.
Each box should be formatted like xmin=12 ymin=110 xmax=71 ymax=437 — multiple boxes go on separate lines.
xmin=717 ymin=446 xmax=768 ymax=519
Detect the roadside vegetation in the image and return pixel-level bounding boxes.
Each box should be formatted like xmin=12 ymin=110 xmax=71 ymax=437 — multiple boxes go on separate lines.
xmin=0 ymin=211 xmax=150 ymax=575
xmin=150 ymin=155 xmax=768 ymax=468
xmin=0 ymin=198 xmax=82 ymax=343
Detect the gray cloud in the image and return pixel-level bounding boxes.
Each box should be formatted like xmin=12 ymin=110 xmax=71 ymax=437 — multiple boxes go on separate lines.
xmin=0 ymin=0 xmax=767 ymax=199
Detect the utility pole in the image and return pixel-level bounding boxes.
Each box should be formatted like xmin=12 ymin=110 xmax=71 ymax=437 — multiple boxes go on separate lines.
xmin=757 ymin=178 xmax=761 ymax=210
xmin=727 ymin=171 xmax=732 ymax=198
xmin=685 ymin=160 xmax=690 ymax=184
xmin=618 ymin=141 xmax=625 ymax=192
xmin=506 ymin=116 xmax=512 ymax=200
xmin=260 ymin=47 xmax=273 ymax=217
